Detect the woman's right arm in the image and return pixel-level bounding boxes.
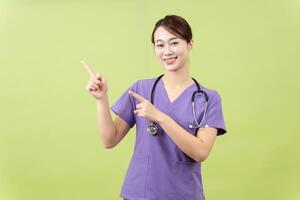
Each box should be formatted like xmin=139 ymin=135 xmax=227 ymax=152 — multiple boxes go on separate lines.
xmin=96 ymin=95 xmax=131 ymax=149
xmin=81 ymin=60 xmax=131 ymax=149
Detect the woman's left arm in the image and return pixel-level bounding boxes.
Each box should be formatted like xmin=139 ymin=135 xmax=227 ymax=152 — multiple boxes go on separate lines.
xmin=158 ymin=113 xmax=217 ymax=162
xmin=128 ymin=90 xmax=217 ymax=162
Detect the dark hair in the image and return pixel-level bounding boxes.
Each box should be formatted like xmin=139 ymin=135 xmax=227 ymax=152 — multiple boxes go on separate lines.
xmin=151 ymin=15 xmax=193 ymax=44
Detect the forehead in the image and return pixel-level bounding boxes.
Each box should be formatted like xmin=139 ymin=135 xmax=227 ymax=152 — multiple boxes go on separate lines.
xmin=154 ymin=26 xmax=180 ymax=42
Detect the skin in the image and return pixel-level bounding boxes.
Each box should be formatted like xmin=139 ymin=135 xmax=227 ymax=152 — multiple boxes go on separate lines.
xmin=81 ymin=26 xmax=218 ymax=162
xmin=153 ymin=26 xmax=194 ymax=97
xmin=128 ymin=26 xmax=218 ymax=162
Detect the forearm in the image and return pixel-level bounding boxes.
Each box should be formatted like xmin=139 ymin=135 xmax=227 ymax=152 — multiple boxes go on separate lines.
xmin=96 ymin=95 xmax=117 ymax=147
xmin=157 ymin=113 xmax=207 ymax=162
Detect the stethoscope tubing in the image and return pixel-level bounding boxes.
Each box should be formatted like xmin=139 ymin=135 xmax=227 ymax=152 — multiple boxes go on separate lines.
xmin=147 ymin=74 xmax=209 ymax=136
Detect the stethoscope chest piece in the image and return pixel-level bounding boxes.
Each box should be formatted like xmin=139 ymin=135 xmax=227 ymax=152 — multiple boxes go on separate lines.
xmin=147 ymin=122 xmax=158 ymax=136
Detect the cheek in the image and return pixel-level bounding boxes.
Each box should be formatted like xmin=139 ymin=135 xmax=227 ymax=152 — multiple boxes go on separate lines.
xmin=176 ymin=48 xmax=188 ymax=59
xmin=174 ymin=46 xmax=185 ymax=55
xmin=154 ymin=50 xmax=163 ymax=59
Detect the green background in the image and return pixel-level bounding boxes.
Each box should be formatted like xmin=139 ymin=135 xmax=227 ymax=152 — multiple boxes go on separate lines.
xmin=1 ymin=0 xmax=299 ymax=199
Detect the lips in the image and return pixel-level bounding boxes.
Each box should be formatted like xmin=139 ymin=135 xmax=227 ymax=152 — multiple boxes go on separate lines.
xmin=164 ymin=57 xmax=178 ymax=61
xmin=164 ymin=56 xmax=178 ymax=65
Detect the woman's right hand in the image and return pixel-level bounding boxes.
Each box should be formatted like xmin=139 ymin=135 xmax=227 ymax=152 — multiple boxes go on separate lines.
xmin=81 ymin=60 xmax=108 ymax=100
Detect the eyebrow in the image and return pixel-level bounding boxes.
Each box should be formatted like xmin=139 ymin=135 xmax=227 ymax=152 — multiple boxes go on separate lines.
xmin=155 ymin=37 xmax=178 ymax=43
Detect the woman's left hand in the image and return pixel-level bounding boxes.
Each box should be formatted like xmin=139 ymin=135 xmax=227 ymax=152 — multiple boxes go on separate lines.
xmin=128 ymin=90 xmax=165 ymax=123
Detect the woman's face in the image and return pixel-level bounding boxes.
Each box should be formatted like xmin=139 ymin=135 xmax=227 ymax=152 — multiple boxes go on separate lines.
xmin=153 ymin=26 xmax=192 ymax=72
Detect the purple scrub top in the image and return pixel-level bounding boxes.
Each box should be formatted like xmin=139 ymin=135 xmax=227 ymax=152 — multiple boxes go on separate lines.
xmin=111 ymin=77 xmax=227 ymax=200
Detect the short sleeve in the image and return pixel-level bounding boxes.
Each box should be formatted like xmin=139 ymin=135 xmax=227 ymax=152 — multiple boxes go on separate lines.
xmin=110 ymin=81 xmax=139 ymax=128
xmin=202 ymin=91 xmax=227 ymax=136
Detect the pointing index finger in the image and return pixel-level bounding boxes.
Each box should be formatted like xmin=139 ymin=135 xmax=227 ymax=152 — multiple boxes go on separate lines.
xmin=80 ymin=60 xmax=95 ymax=77
xmin=128 ymin=90 xmax=146 ymax=102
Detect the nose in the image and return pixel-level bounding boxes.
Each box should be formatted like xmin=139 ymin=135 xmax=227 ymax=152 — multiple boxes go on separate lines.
xmin=163 ymin=44 xmax=173 ymax=56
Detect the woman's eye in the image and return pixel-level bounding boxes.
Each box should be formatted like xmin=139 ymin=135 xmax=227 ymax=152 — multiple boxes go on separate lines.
xmin=171 ymin=42 xmax=178 ymax=45
xmin=156 ymin=44 xmax=163 ymax=48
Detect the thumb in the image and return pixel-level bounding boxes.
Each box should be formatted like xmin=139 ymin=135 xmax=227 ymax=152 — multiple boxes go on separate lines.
xmin=95 ymin=73 xmax=101 ymax=80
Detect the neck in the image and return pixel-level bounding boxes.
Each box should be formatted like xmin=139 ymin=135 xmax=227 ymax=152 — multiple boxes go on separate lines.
xmin=162 ymin=63 xmax=193 ymax=89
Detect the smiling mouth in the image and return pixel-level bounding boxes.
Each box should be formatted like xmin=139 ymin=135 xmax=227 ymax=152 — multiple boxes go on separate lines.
xmin=163 ymin=57 xmax=178 ymax=61
xmin=163 ymin=57 xmax=178 ymax=65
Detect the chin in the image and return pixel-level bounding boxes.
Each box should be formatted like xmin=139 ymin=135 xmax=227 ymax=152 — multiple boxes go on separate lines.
xmin=163 ymin=64 xmax=181 ymax=71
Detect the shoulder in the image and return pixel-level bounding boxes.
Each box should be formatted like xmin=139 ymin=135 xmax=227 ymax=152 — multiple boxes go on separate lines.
xmin=137 ymin=77 xmax=157 ymax=85
xmin=199 ymin=83 xmax=222 ymax=102
xmin=130 ymin=77 xmax=159 ymax=90
xmin=128 ymin=77 xmax=160 ymax=100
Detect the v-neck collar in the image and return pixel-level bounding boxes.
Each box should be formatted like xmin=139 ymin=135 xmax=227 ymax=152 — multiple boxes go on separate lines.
xmin=159 ymin=77 xmax=196 ymax=106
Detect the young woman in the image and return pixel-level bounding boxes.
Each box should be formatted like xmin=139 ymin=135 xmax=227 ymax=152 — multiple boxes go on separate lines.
xmin=82 ymin=15 xmax=227 ymax=200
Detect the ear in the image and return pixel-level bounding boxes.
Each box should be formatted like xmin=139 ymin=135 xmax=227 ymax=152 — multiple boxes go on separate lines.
xmin=188 ymin=39 xmax=193 ymax=52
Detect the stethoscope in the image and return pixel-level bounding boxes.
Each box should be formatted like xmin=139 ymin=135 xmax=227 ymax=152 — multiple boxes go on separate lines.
xmin=147 ymin=74 xmax=209 ymax=136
